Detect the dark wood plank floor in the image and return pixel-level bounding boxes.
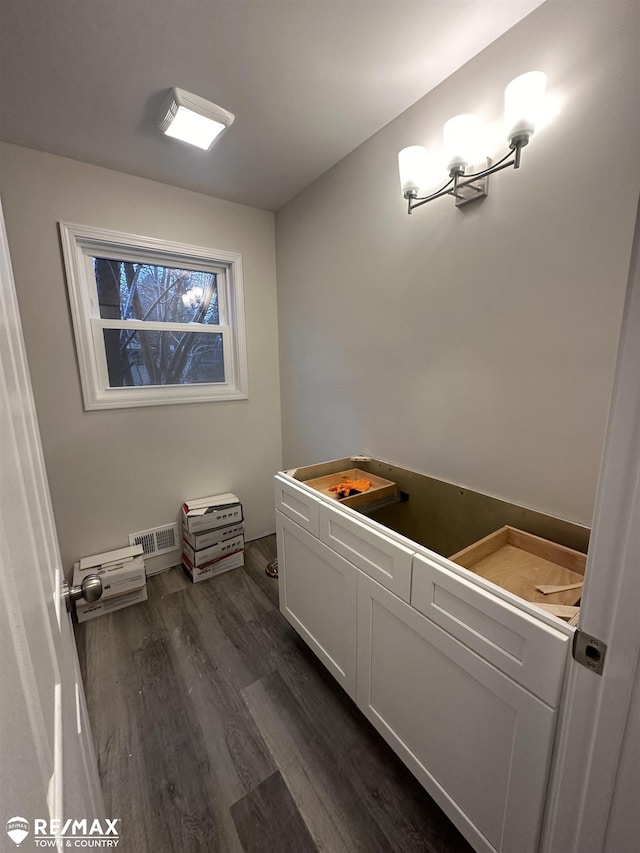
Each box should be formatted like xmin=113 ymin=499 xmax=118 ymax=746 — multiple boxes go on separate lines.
xmin=75 ymin=536 xmax=474 ymax=853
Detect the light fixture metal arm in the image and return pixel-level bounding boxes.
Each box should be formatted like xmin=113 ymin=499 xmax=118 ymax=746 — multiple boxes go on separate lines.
xmin=404 ymin=141 xmax=525 ymax=213
xmin=405 ymin=176 xmax=456 ymax=214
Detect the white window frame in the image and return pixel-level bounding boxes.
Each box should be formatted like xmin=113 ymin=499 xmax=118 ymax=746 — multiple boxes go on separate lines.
xmin=59 ymin=223 xmax=248 ymax=410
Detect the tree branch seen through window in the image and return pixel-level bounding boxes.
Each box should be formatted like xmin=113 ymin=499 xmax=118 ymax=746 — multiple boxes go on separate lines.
xmin=93 ymin=258 xmax=223 ymax=387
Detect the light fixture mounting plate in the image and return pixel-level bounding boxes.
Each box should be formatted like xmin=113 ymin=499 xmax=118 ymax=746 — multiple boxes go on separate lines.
xmin=455 ymin=158 xmax=491 ymax=208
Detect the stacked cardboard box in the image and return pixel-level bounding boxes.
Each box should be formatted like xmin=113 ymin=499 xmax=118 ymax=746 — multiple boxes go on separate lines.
xmin=181 ymin=493 xmax=244 ymax=583
xmin=74 ymin=544 xmax=147 ymax=622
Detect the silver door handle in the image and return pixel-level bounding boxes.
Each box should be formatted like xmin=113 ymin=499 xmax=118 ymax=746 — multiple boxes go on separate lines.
xmin=62 ymin=574 xmax=103 ymax=613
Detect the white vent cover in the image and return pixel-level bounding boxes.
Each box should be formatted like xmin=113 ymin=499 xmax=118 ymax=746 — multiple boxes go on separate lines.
xmin=129 ymin=523 xmax=179 ymax=557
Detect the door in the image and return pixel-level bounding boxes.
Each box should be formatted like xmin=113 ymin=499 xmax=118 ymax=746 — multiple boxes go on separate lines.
xmin=357 ymin=570 xmax=559 ymax=853
xmin=0 ymin=199 xmax=104 ymax=843
xmin=541 ymin=197 xmax=640 ymax=853
xmin=276 ymin=510 xmax=357 ymax=698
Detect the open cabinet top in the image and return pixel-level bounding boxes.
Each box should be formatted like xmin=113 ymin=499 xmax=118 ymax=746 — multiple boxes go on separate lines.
xmin=282 ymin=454 xmax=590 ymax=633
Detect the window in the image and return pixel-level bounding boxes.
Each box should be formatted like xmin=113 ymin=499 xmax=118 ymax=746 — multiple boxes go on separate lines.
xmin=59 ymin=223 xmax=248 ymax=410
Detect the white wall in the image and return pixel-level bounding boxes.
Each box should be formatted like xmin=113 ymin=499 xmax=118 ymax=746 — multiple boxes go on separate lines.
xmin=275 ymin=0 xmax=640 ymax=526
xmin=0 ymin=143 xmax=282 ymax=571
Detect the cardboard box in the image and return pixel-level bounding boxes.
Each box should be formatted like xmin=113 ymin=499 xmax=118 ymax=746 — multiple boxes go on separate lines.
xmin=73 ymin=556 xmax=146 ymax=600
xmin=76 ymin=585 xmax=148 ymax=623
xmin=181 ymin=534 xmax=244 ymax=568
xmin=182 ymin=549 xmax=244 ymax=583
xmin=182 ymin=521 xmax=245 ymax=551
xmin=79 ymin=543 xmax=144 ymax=572
xmin=182 ymin=499 xmax=243 ymax=534
xmin=182 ymin=492 xmax=239 ymax=513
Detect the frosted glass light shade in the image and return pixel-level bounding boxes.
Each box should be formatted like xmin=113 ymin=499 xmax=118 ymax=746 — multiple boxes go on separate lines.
xmin=443 ymin=114 xmax=481 ymax=171
xmin=398 ymin=146 xmax=429 ymax=195
xmin=505 ymin=71 xmax=547 ymax=144
xmin=160 ymin=88 xmax=235 ymax=150
xmin=164 ymin=107 xmax=225 ymax=150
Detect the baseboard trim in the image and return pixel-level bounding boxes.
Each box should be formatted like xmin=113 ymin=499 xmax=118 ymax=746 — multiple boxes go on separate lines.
xmin=246 ymin=528 xmax=276 ymax=542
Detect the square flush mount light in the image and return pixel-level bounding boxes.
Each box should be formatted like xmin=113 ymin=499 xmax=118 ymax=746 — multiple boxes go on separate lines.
xmin=159 ymin=88 xmax=235 ymax=150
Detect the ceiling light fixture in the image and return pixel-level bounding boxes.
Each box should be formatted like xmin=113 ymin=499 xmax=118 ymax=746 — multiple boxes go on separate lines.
xmin=398 ymin=71 xmax=547 ymax=212
xmin=159 ymin=88 xmax=235 ymax=150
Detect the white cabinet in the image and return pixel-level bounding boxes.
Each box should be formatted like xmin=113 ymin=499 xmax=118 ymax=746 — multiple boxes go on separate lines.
xmin=274 ymin=466 xmax=573 ymax=853
xmin=357 ymin=571 xmax=557 ymax=853
xmin=276 ymin=510 xmax=357 ymax=699
xmin=318 ymin=502 xmax=414 ymax=602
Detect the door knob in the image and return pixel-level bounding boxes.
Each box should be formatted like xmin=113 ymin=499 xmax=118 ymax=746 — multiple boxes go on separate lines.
xmin=62 ymin=574 xmax=103 ymax=613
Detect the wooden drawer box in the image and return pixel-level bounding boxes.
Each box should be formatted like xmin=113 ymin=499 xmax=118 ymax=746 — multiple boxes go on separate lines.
xmin=449 ymin=526 xmax=586 ymax=617
xmin=304 ymin=467 xmax=397 ymax=509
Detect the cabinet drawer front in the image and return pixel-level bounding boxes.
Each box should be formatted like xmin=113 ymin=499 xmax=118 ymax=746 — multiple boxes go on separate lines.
xmin=274 ymin=474 xmax=321 ymax=536
xmin=318 ymin=503 xmax=414 ymax=601
xmin=411 ymin=553 xmax=569 ymax=707
xmin=276 ymin=511 xmax=357 ymax=698
xmin=357 ymin=571 xmax=556 ymax=853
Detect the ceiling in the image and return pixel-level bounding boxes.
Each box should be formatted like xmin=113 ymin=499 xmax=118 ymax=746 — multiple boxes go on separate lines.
xmin=0 ymin=1 xmax=544 ymax=211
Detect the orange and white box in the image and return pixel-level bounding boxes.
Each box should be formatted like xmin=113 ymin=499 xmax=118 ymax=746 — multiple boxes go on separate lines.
xmin=181 ymin=549 xmax=244 ymax=583
xmin=182 ymin=493 xmax=243 ymax=534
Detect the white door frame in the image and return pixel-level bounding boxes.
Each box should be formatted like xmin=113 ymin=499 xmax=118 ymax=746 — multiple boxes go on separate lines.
xmin=542 ymin=197 xmax=640 ymax=852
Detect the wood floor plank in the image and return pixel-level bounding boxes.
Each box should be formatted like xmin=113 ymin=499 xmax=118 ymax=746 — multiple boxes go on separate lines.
xmin=145 ymin=565 xmax=191 ymax=601
xmin=77 ymin=594 xmax=244 ymax=852
xmin=243 ymin=670 xmax=397 ymax=853
xmin=199 ymin=558 xmax=275 ymax=623
xmin=75 ymin=609 xmax=161 ymax=850
xmin=127 ymin=633 xmax=243 ymax=853
xmin=97 ymin=634 xmax=239 ymax=850
xmin=159 ymin=585 xmax=260 ymax=690
xmin=156 ymin=589 xmax=277 ymax=795
xmin=230 ymin=770 xmax=319 ymax=853
xmin=241 ymin=535 xmax=279 ymax=608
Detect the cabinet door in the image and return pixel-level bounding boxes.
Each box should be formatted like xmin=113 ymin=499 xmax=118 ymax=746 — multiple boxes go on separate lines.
xmin=357 ymin=571 xmax=557 ymax=853
xmin=276 ymin=510 xmax=357 ymax=698
xmin=411 ymin=553 xmax=570 ymax=707
xmin=318 ymin=502 xmax=414 ymax=601
xmin=274 ymin=473 xmax=321 ymax=535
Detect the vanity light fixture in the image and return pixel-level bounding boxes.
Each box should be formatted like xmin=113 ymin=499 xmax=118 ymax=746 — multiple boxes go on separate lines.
xmin=398 ymin=71 xmax=547 ymax=212
xmin=160 ymin=88 xmax=235 ymax=150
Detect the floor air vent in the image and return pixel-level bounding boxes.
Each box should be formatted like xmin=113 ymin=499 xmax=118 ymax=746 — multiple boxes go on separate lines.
xmin=129 ymin=523 xmax=179 ymax=557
